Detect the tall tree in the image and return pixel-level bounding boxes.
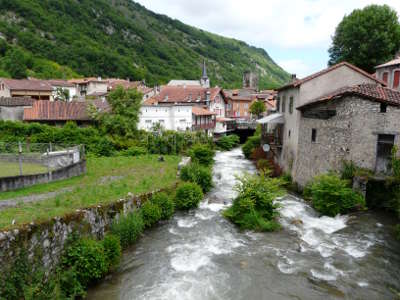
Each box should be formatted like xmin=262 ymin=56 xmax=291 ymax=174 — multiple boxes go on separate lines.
xmin=328 ymin=5 xmax=400 ymax=73
xmin=94 ymin=87 xmax=142 ymax=138
xmin=249 ymin=100 xmax=266 ymax=119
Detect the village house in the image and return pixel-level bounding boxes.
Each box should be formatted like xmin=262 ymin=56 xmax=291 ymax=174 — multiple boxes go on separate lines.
xmin=68 ymin=77 xmax=108 ymax=99
xmin=261 ymin=62 xmax=386 ymax=187
xmin=46 ymin=79 xmax=77 ymax=101
xmin=107 ymin=78 xmax=159 ymax=101
xmin=0 ymin=78 xmax=53 ymax=100
xmin=295 ymin=84 xmax=400 ymax=187
xmin=138 ymin=85 xmax=223 ymax=134
xmin=223 ymin=88 xmax=257 ymax=119
xmin=375 ymin=54 xmax=400 ymax=91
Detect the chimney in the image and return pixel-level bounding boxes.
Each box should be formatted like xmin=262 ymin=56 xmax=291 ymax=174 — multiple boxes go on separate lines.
xmin=98 ymin=76 xmax=102 ymax=81
xmin=164 ymin=95 xmax=169 ymax=102
xmin=206 ymin=91 xmax=211 ymax=101
xmin=291 ymin=74 xmax=297 ymax=81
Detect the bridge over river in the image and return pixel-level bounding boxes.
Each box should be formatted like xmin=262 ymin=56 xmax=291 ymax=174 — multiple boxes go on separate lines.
xmin=88 ymin=148 xmax=400 ymax=300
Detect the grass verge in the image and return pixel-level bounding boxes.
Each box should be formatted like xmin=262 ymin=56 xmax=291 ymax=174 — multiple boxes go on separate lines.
xmin=0 ymin=155 xmax=180 ymax=230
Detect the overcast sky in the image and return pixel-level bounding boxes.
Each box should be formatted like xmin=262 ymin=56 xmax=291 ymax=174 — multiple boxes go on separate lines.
xmin=135 ymin=0 xmax=400 ymax=78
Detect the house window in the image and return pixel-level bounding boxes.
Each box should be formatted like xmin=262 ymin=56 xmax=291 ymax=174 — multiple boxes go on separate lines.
xmin=276 ymin=97 xmax=280 ymax=112
xmin=380 ymin=103 xmax=387 ymax=113
xmin=289 ymin=96 xmax=294 ymax=114
xmin=244 ymin=103 xmax=249 ymax=109
xmin=376 ymin=134 xmax=395 ymax=173
xmin=393 ymin=70 xmax=400 ymax=89
xmin=382 ymin=72 xmax=389 ymax=83
xmin=288 ymin=130 xmax=291 ymax=138
xmin=311 ymin=128 xmax=317 ymax=142
xmin=282 ymin=96 xmax=286 ymax=113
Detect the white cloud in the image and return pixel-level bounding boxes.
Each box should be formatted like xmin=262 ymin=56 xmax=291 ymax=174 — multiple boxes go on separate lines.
xmin=135 ymin=0 xmax=400 ymax=76
xmin=277 ymin=59 xmax=315 ymax=78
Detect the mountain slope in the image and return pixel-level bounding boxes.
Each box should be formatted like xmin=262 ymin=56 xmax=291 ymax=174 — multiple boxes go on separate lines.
xmin=0 ymin=0 xmax=290 ymax=89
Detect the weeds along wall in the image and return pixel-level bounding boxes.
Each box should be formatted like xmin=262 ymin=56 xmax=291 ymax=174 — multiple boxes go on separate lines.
xmin=0 ymin=188 xmax=171 ymax=278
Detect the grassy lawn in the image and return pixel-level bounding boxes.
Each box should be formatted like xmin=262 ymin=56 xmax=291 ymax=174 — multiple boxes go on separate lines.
xmin=0 ymin=161 xmax=48 ymax=178
xmin=0 ymin=155 xmax=180 ymax=230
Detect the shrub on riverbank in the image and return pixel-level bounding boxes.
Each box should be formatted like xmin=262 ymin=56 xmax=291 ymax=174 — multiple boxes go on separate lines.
xmin=111 ymin=211 xmax=144 ymax=249
xmin=242 ymin=135 xmax=261 ymax=159
xmin=175 ymin=182 xmax=204 ymax=210
xmin=102 ymin=234 xmax=122 ymax=270
xmin=189 ymin=144 xmax=215 ymax=166
xmin=216 ymin=134 xmax=240 ymax=150
xmin=305 ymin=174 xmax=366 ymax=217
xmin=151 ymin=192 xmax=175 ymax=220
xmin=141 ymin=200 xmax=163 ymax=228
xmin=223 ymin=174 xmax=285 ymax=231
xmin=180 ymin=163 xmax=213 ymax=193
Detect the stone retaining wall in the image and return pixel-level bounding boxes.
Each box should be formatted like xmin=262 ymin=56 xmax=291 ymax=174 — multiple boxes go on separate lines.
xmin=0 ymin=189 xmax=165 ymax=273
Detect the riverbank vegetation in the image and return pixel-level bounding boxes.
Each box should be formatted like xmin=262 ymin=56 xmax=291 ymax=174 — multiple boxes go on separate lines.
xmin=223 ymin=173 xmax=285 ymax=231
xmin=242 ymin=127 xmax=261 ymax=159
xmin=304 ymin=174 xmax=366 ymax=217
xmin=215 ymin=134 xmax=240 ymax=151
xmin=0 ymin=186 xmax=179 ymax=300
xmin=174 ymin=182 xmax=204 ymax=210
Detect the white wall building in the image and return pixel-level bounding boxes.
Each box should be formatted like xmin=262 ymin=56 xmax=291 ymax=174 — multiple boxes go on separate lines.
xmin=139 ymin=104 xmax=193 ymax=131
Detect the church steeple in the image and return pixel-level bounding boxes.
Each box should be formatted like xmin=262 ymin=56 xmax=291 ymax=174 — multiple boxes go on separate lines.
xmin=200 ymin=60 xmax=210 ymax=88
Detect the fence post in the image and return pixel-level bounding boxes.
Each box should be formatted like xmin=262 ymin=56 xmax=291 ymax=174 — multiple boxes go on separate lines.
xmin=18 ymin=142 xmax=23 ymax=176
xmin=47 ymin=148 xmax=52 ymax=182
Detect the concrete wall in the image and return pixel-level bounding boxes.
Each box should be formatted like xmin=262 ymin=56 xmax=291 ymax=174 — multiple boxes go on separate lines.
xmin=293 ymin=96 xmax=400 ymax=187
xmin=87 ymin=82 xmax=108 ymax=95
xmin=0 ymin=159 xmax=86 ymax=192
xmin=0 ymin=106 xmax=25 ymax=121
xmin=0 ymin=83 xmax=11 ymax=98
xmin=0 ymin=188 xmax=169 ymax=274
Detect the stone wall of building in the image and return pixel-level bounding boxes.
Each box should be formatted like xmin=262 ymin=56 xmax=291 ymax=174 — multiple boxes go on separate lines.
xmin=293 ymin=96 xmax=400 ymax=187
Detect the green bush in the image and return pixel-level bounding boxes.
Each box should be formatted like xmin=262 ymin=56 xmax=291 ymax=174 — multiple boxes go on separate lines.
xmin=180 ymin=163 xmax=213 ymax=193
xmin=223 ymin=174 xmax=284 ymax=231
xmin=242 ymin=135 xmax=261 ymax=158
xmin=175 ymin=182 xmax=204 ymax=210
xmin=120 ymin=146 xmax=147 ymax=156
xmin=189 ymin=144 xmax=215 ymax=166
xmin=216 ymin=134 xmax=240 ymax=150
xmin=111 ymin=211 xmax=145 ymax=248
xmin=307 ymin=174 xmax=366 ymax=217
xmin=341 ymin=160 xmax=357 ymax=181
xmin=58 ymin=267 xmax=86 ymax=299
xmin=141 ymin=201 xmax=162 ymax=228
xmin=102 ymin=234 xmax=122 ymax=271
xmin=256 ymin=159 xmax=271 ymax=173
xmin=61 ymin=238 xmax=108 ymax=286
xmin=151 ymin=192 xmax=175 ymax=220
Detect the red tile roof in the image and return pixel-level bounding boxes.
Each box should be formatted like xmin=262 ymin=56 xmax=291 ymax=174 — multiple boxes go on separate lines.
xmin=23 ymin=100 xmax=109 ymax=121
xmin=278 ymin=62 xmax=386 ymax=91
xmin=297 ymin=83 xmax=400 ymax=110
xmin=192 ymin=106 xmax=216 ymax=116
xmin=1 ymin=78 xmax=53 ymax=91
xmin=68 ymin=77 xmax=107 ymax=84
xmin=46 ymin=79 xmax=75 ymax=88
xmin=146 ymin=86 xmax=221 ymax=104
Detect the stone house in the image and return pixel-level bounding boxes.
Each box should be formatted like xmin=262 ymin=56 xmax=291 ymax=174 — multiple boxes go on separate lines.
xmin=270 ymin=62 xmax=385 ymax=185
xmin=0 ymin=78 xmax=53 ymax=100
xmin=375 ymin=55 xmax=400 ymax=90
xmin=295 ymin=84 xmax=400 ymax=187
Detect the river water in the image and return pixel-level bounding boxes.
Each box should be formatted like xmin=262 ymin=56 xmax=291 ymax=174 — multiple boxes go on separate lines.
xmin=88 ymin=148 xmax=400 ymax=300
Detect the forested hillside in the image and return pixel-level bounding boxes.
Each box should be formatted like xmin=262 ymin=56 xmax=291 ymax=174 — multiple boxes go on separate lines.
xmin=0 ymin=0 xmax=290 ymax=89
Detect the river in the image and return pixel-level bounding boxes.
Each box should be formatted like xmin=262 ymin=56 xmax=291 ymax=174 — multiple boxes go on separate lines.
xmin=88 ymin=148 xmax=400 ymax=300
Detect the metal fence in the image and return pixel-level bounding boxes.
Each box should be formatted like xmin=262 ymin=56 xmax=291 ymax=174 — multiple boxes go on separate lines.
xmin=0 ymin=142 xmax=85 ymax=178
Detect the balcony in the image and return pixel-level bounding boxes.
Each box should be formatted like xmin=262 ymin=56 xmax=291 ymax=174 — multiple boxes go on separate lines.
xmin=192 ymin=121 xmax=216 ymax=131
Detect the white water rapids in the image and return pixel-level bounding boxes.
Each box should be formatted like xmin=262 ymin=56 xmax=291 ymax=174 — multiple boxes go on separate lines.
xmin=88 ymin=148 xmax=400 ymax=300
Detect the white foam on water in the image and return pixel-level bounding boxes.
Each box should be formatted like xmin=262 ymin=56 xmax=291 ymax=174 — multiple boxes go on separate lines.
xmin=310 ymin=269 xmax=338 ymax=281
xmin=177 ymin=219 xmax=198 ymax=228
xmin=200 ymin=201 xmax=229 ymax=212
xmin=277 ymin=256 xmax=297 ymax=274
xmin=358 ymin=281 xmax=369 ymax=287
xmin=195 ymin=210 xmax=214 ymax=220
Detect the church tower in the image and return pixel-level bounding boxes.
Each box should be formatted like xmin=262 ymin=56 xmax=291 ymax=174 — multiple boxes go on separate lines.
xmin=200 ymin=60 xmax=210 ymax=88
